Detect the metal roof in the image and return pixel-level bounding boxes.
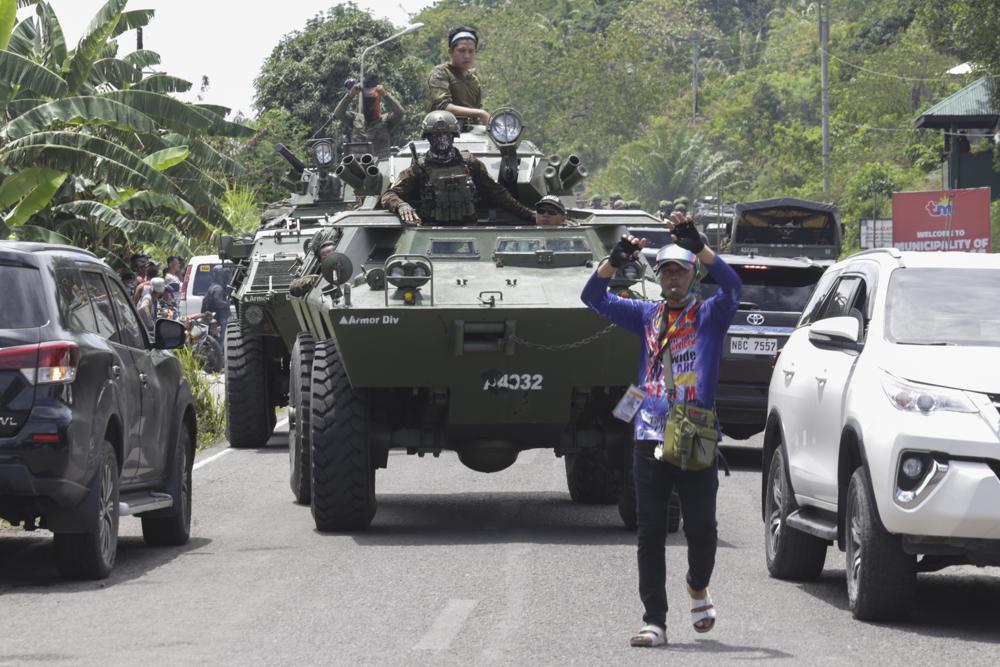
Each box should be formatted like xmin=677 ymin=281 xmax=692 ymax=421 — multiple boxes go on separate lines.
xmin=915 ymin=76 xmax=999 ymax=129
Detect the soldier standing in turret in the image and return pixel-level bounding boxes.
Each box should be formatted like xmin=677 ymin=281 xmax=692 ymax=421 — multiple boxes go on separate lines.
xmin=428 ymin=26 xmax=490 ymax=125
xmin=332 ymin=74 xmax=405 ymax=156
xmin=380 ymin=111 xmax=536 ymax=226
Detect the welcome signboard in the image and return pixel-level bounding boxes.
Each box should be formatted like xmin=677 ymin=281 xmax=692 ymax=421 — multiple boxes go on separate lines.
xmin=891 ymin=187 xmax=992 ymax=253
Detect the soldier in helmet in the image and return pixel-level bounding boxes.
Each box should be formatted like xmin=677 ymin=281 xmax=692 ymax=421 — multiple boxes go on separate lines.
xmin=590 ymin=195 xmax=604 ymax=210
xmin=627 ymin=200 xmax=642 ymax=210
xmin=658 ymin=200 xmax=673 ymax=221
xmin=612 ymin=199 xmax=627 ymax=210
xmin=380 ymin=110 xmax=536 ymax=226
xmin=609 ymin=193 xmax=623 ymax=207
xmin=332 ymin=73 xmax=405 ymax=156
xmin=428 ymin=26 xmax=490 ymax=125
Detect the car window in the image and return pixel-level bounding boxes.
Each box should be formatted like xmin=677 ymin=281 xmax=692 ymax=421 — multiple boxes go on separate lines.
xmin=80 ymin=272 xmax=120 ymax=340
xmin=798 ymin=268 xmax=842 ymax=326
xmin=106 ymin=277 xmax=148 ymax=349
xmin=886 ymin=268 xmax=1000 ymax=346
xmin=191 ymin=263 xmax=216 ymax=296
xmin=54 ymin=264 xmax=99 ymax=333
xmin=0 ymin=263 xmax=47 ymax=329
xmin=701 ymin=264 xmax=824 ymax=312
xmin=817 ymin=275 xmax=863 ymax=321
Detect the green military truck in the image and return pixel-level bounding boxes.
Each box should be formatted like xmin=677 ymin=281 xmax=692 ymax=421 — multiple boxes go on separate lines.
xmin=220 ymin=139 xmax=355 ymax=449
xmin=283 ymin=110 xmax=673 ymax=531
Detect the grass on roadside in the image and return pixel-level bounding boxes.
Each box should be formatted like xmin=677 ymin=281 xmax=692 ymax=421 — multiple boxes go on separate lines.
xmin=176 ymin=346 xmax=226 ymax=450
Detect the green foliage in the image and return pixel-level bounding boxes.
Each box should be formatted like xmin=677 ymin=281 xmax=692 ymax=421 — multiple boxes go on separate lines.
xmin=920 ymin=0 xmax=1000 ymax=76
xmin=992 ymin=200 xmax=1000 ymax=253
xmin=175 ymin=346 xmax=225 ymax=450
xmin=227 ymin=107 xmax=308 ymax=203
xmin=839 ymin=161 xmax=905 ymax=255
xmin=0 ymin=0 xmax=252 ymax=264
xmin=220 ymin=183 xmax=260 ymax=236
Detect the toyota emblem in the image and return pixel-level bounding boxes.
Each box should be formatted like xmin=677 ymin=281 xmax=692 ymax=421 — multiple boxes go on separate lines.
xmin=747 ymin=313 xmax=765 ymax=326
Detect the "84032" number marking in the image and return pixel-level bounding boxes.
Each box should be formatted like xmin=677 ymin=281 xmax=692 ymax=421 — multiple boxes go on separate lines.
xmin=483 ymin=373 xmax=543 ymax=391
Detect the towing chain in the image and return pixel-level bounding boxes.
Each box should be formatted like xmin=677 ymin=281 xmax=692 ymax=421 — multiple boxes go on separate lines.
xmin=509 ymin=323 xmax=618 ymax=351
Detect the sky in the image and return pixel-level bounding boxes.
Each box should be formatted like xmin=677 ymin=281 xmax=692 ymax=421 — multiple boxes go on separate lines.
xmin=21 ymin=1 xmax=435 ymax=118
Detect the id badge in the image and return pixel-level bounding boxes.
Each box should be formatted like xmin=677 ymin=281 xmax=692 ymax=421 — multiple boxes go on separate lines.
xmin=612 ymin=385 xmax=645 ymax=422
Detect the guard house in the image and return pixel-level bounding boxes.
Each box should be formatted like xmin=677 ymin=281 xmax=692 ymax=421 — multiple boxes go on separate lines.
xmin=915 ymin=76 xmax=999 ymax=200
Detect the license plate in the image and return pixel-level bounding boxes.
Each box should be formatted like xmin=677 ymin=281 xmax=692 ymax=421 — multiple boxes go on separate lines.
xmin=730 ymin=336 xmax=777 ymax=355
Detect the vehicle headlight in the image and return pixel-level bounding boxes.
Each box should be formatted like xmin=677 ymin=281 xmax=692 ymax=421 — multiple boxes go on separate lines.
xmin=190 ymin=327 xmax=203 ymax=341
xmin=880 ymin=372 xmax=977 ymax=414
xmin=488 ymin=110 xmax=523 ymax=145
xmin=244 ymin=305 xmax=265 ymax=326
xmin=311 ymin=140 xmax=335 ymax=167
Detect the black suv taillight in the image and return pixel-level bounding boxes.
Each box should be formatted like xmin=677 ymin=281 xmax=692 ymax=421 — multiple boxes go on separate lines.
xmin=0 ymin=342 xmax=79 ymax=385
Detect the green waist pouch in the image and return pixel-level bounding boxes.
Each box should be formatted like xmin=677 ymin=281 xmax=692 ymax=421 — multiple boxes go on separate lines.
xmin=655 ymin=403 xmax=719 ymax=471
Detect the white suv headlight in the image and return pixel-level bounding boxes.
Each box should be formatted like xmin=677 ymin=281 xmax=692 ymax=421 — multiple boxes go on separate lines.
xmin=880 ymin=372 xmax=978 ymax=414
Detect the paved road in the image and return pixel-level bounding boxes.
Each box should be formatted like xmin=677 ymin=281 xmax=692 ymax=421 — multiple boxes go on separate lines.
xmin=2 ymin=428 xmax=999 ymax=665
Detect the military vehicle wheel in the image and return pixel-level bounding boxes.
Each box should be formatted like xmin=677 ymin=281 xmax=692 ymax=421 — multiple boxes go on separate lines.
xmin=288 ymin=333 xmax=315 ymax=505
xmin=565 ymin=449 xmax=621 ymax=504
xmin=310 ymin=339 xmax=375 ymax=531
xmin=225 ymin=322 xmax=274 ymax=449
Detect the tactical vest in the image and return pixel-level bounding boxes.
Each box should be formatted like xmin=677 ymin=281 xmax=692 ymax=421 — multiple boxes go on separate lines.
xmin=418 ymin=152 xmax=477 ymax=223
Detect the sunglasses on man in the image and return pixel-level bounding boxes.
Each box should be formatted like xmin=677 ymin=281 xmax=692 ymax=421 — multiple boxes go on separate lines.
xmin=536 ymin=206 xmax=562 ymax=216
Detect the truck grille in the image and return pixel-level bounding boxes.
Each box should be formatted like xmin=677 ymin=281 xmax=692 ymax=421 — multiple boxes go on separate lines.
xmin=250 ymin=259 xmax=298 ymax=292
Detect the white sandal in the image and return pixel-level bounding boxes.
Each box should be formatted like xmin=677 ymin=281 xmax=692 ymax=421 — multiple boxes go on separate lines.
xmin=690 ymin=591 xmax=716 ymax=633
xmin=629 ymin=624 xmax=666 ymax=647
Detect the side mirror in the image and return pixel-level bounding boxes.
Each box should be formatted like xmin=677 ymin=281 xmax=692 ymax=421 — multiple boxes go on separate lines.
xmin=809 ymin=315 xmax=862 ymax=351
xmin=155 ymin=318 xmax=186 ymax=350
xmin=321 ymin=252 xmax=354 ymax=285
xmin=219 ymin=235 xmax=234 ymax=260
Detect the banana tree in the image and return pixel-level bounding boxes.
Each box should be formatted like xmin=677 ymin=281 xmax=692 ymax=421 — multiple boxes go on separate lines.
xmin=0 ymin=0 xmax=252 ymax=264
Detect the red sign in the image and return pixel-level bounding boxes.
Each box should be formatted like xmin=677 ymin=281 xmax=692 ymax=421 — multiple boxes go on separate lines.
xmin=891 ymin=188 xmax=992 ymax=253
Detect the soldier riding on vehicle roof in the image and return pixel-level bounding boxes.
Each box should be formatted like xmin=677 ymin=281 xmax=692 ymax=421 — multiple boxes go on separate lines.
xmin=428 ymin=26 xmax=489 ymax=126
xmin=332 ymin=73 xmax=405 ymax=157
xmin=379 ymin=110 xmax=536 ymax=226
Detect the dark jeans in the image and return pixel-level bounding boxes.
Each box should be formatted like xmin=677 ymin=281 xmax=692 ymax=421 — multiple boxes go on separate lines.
xmin=633 ymin=439 xmax=719 ymax=629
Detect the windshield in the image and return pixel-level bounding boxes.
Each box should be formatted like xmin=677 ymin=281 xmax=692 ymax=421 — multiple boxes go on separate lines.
xmin=734 ymin=208 xmax=837 ymax=246
xmin=886 ymin=268 xmax=1000 ymax=346
xmin=0 ymin=264 xmax=47 ymax=329
xmin=701 ymin=265 xmax=824 ymax=312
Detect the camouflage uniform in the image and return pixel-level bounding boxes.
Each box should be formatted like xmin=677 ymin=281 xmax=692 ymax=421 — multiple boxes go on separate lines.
xmin=428 ymin=63 xmax=482 ymax=112
xmin=380 ymin=148 xmax=535 ymax=226
xmin=332 ymin=89 xmax=405 ymax=156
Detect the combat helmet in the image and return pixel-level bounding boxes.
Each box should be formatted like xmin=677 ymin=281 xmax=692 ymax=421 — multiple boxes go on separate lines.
xmin=421 ymin=110 xmax=461 ymax=138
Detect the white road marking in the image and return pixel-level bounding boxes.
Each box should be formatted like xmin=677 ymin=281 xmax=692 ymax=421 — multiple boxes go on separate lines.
xmin=193 ymin=448 xmax=233 ymax=471
xmin=413 ymin=599 xmax=478 ymax=650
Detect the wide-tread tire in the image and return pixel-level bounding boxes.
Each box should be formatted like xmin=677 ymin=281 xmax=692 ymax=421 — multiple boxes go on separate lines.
xmin=225 ymin=321 xmax=273 ymax=449
xmin=288 ymin=333 xmax=315 ymax=505
xmin=764 ymin=448 xmax=827 ymax=580
xmin=142 ymin=427 xmax=193 ymax=546
xmin=53 ymin=440 xmax=119 ymax=580
xmin=846 ymin=466 xmax=916 ymax=621
xmin=565 ymin=448 xmax=622 ymax=504
xmin=310 ymin=340 xmax=375 ymax=531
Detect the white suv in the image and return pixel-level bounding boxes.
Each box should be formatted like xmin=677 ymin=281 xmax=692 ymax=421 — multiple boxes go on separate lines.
xmin=761 ymin=248 xmax=1000 ymax=621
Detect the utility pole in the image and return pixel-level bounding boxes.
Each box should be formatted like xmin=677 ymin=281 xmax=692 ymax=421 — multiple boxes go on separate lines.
xmin=819 ymin=0 xmax=830 ymax=194
xmin=691 ymin=31 xmax=700 ymax=124
xmin=137 ymin=26 xmax=143 ymax=51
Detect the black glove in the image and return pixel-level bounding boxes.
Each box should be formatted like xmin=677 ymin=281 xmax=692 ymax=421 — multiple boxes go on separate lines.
xmin=672 ymin=220 xmax=705 ymax=254
xmin=609 ymin=235 xmax=641 ymax=268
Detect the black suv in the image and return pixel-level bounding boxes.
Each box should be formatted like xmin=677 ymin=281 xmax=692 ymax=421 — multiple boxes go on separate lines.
xmin=0 ymin=242 xmax=195 ymax=579
xmin=700 ymin=254 xmax=826 ymax=439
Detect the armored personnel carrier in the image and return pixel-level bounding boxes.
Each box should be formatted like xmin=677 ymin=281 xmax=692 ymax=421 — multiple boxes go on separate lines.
xmin=283 ymin=111 xmax=673 ymax=531
xmin=219 ymin=139 xmax=356 ymax=449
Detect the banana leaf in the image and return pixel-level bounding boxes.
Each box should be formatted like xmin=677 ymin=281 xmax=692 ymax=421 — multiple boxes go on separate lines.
xmin=53 ymin=199 xmax=192 ymax=255
xmin=34 ymin=1 xmax=66 ymax=71
xmin=163 ymin=133 xmax=246 ymax=178
xmin=3 ymin=96 xmax=43 ymax=120
xmin=90 ymin=57 xmax=140 ymax=88
xmin=116 ymin=190 xmax=196 ymax=217
xmin=0 ymin=0 xmax=16 ymax=51
xmin=194 ymin=103 xmax=231 ymax=118
xmin=109 ymin=9 xmax=154 ymax=39
xmin=66 ymin=0 xmax=128 ymax=94
xmin=103 ymin=89 xmax=213 ymax=135
xmin=1 ymin=139 xmax=174 ymax=195
xmin=132 ymin=74 xmax=192 ymax=94
xmin=121 ymin=49 xmax=159 ymax=68
xmin=99 ymin=39 xmax=118 ymax=60
xmin=3 ymin=170 xmax=67 ymax=225
xmin=0 ymin=165 xmax=62 ymax=208
xmin=1 ymin=96 xmax=157 ymax=139
xmin=0 ymin=49 xmax=68 ymax=98
xmin=10 ymin=223 xmax=72 ymax=244
xmin=143 ymin=145 xmax=189 ymax=172
xmin=6 ymin=15 xmax=37 ymax=57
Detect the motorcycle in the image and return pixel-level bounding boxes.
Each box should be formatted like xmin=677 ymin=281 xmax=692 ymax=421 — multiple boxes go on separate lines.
xmin=184 ymin=312 xmax=223 ymax=373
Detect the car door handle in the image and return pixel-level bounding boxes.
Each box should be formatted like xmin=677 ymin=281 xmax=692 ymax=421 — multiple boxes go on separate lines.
xmin=139 ymin=372 xmax=148 ymax=385
xmin=782 ymin=364 xmax=796 ymax=378
xmin=815 ymin=373 xmax=827 ymax=385
xmin=111 ymin=365 xmax=122 ymax=379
